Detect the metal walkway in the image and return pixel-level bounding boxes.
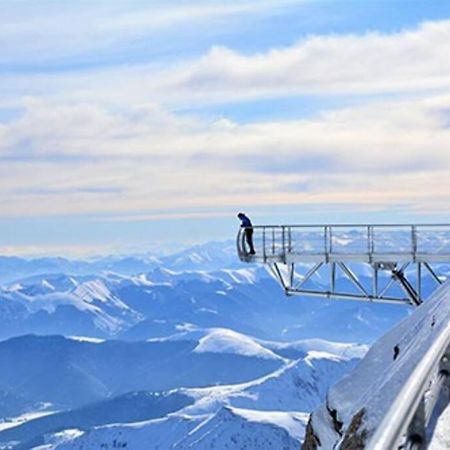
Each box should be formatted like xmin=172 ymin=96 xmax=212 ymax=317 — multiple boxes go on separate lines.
xmin=237 ymin=224 xmax=450 ymax=305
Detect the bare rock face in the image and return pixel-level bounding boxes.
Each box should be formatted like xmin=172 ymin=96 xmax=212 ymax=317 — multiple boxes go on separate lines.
xmin=302 ymin=417 xmax=320 ymax=450
xmin=340 ymin=409 xmax=368 ymax=450
xmin=302 ymin=408 xmax=368 ymax=450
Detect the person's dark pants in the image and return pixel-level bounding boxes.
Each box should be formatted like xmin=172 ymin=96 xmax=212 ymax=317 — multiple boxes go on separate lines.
xmin=245 ymin=228 xmax=255 ymax=254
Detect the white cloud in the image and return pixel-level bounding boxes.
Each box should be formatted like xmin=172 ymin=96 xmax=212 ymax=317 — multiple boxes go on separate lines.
xmin=147 ymin=19 xmax=450 ymax=101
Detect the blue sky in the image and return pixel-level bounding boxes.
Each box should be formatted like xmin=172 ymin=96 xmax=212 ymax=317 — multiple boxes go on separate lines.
xmin=1 ymin=0 xmax=450 ymax=256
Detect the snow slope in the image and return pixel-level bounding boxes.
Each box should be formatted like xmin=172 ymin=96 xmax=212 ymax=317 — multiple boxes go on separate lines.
xmin=44 ymin=406 xmax=306 ymax=450
xmin=0 ymin=391 xmax=193 ymax=449
xmin=183 ymin=351 xmax=360 ymax=416
xmin=303 ymin=280 xmax=450 ymax=449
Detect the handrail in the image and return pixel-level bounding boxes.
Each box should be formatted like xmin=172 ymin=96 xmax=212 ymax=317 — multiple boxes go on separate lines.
xmin=248 ymin=224 xmax=450 ymax=229
xmin=368 ymin=317 xmax=450 ymax=449
xmin=237 ymin=224 xmax=450 ymax=263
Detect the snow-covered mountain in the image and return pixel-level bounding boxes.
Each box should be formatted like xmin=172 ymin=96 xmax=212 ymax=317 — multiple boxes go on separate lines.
xmin=0 ymin=274 xmax=142 ymax=338
xmin=0 ymin=239 xmax=445 ymax=449
xmin=0 ymin=332 xmax=283 ymax=419
xmin=0 ymin=261 xmax=415 ymax=343
xmin=0 ymin=333 xmax=364 ymax=449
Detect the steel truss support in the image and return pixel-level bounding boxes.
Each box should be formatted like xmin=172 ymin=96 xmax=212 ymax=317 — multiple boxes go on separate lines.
xmin=270 ymin=261 xmax=443 ymax=306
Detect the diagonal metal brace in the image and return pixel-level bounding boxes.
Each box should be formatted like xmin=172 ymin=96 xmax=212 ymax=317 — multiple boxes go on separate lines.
xmin=294 ymin=262 xmax=324 ymax=290
xmin=338 ymin=262 xmax=369 ymax=297
xmin=392 ymin=267 xmax=422 ymax=306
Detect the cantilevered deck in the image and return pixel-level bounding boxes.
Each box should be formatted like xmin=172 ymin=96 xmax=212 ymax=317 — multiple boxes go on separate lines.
xmin=237 ymin=224 xmax=450 ymax=305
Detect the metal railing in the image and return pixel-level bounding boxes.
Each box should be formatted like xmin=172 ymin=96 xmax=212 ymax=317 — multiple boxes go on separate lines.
xmin=237 ymin=224 xmax=450 ymax=263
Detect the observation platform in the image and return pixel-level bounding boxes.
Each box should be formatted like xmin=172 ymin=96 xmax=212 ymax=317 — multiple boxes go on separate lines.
xmin=237 ymin=224 xmax=450 ymax=306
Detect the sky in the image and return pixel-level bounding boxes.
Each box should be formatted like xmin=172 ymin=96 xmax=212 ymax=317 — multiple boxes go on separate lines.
xmin=1 ymin=0 xmax=450 ymax=256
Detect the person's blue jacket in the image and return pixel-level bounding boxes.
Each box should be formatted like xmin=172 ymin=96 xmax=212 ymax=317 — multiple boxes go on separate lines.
xmin=240 ymin=215 xmax=252 ymax=228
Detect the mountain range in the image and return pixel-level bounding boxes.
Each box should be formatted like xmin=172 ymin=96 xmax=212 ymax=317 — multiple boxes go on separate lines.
xmin=0 ymin=239 xmax=445 ymax=449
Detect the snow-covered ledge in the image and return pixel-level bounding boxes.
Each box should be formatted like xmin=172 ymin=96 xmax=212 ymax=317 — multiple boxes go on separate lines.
xmin=302 ymin=280 xmax=450 ymax=450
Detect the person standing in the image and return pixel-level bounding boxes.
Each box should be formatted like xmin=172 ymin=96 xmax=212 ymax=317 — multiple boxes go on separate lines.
xmin=237 ymin=212 xmax=255 ymax=255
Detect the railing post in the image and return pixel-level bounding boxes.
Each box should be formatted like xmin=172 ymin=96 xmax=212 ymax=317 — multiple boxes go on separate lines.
xmin=282 ymin=226 xmax=286 ymax=263
xmin=412 ymin=225 xmax=418 ymax=260
xmin=417 ymin=262 xmax=422 ymax=300
xmin=262 ymin=227 xmax=267 ymax=262
xmin=288 ymin=227 xmax=292 ymax=253
xmin=329 ymin=226 xmax=333 ymax=254
xmin=371 ymin=225 xmax=376 ymax=254
xmin=373 ymin=264 xmax=378 ymax=298
xmin=272 ymin=228 xmax=275 ymax=255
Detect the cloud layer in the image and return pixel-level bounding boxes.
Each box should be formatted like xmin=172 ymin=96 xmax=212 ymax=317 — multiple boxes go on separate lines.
xmin=1 ymin=13 xmax=450 ymax=222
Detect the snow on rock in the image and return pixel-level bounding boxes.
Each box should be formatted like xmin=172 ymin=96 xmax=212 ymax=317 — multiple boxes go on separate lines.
xmin=193 ymin=328 xmax=283 ymax=360
xmin=303 ymin=280 xmax=450 ymax=449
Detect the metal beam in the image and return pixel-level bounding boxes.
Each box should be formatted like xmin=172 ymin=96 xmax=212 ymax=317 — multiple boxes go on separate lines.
xmin=285 ymin=288 xmax=411 ymax=305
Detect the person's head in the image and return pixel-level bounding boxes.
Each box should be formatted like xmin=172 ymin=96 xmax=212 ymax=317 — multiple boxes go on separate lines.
xmin=237 ymin=212 xmax=245 ymax=219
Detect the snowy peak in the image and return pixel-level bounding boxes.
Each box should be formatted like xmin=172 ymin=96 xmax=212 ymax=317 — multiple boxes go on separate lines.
xmin=193 ymin=328 xmax=283 ymax=360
